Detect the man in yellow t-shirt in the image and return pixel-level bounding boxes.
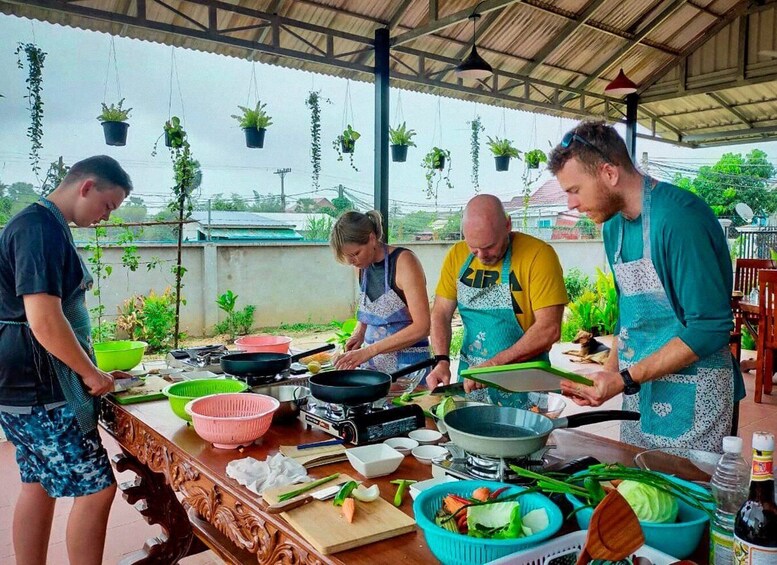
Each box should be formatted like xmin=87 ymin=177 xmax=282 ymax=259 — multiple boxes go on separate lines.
xmin=427 ymin=195 xmax=568 ymax=403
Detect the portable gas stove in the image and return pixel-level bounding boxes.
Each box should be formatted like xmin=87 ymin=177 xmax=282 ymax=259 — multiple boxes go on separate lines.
xmin=166 ymin=345 xmax=230 ymax=373
xmin=298 ymin=397 xmax=425 ymax=445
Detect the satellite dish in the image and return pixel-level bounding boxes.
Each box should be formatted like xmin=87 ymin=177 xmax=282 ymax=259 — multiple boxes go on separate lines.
xmin=736 ymin=202 xmax=754 ymax=223
xmin=759 ymin=50 xmax=777 ymax=59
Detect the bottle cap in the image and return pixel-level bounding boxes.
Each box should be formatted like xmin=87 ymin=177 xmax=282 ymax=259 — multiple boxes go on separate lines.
xmin=722 ymin=435 xmax=743 ymax=454
xmin=752 ymin=431 xmax=775 ymax=452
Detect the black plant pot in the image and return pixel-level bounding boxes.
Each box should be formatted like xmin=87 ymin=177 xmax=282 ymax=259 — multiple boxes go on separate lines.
xmin=244 ymin=127 xmax=266 ymax=149
xmin=495 ymin=155 xmax=511 ymax=172
xmin=527 ymin=160 xmax=540 ymax=169
xmin=102 ymin=122 xmax=129 ymax=147
xmin=341 ymin=139 xmax=355 ymax=154
xmin=391 ymin=144 xmax=408 ymax=162
xmin=165 ymin=131 xmax=172 ymax=147
xmin=434 ymin=156 xmax=446 ymax=171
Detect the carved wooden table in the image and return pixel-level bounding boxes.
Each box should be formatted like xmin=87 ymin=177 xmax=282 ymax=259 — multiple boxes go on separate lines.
xmin=100 ymin=396 xmax=709 ymax=564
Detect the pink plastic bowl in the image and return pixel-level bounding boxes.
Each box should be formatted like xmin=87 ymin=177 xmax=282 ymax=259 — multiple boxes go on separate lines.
xmin=234 ymin=335 xmax=292 ymax=354
xmin=184 ymin=393 xmax=279 ymax=449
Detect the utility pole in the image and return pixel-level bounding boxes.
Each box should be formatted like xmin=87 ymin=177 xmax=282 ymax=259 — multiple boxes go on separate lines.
xmin=274 ymin=168 xmax=291 ymax=210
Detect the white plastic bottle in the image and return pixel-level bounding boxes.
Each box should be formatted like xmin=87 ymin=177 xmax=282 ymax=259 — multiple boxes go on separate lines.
xmin=710 ymin=436 xmax=750 ymax=565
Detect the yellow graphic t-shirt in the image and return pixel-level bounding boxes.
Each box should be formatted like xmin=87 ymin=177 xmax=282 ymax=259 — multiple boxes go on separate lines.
xmin=435 ymin=232 xmax=568 ymax=330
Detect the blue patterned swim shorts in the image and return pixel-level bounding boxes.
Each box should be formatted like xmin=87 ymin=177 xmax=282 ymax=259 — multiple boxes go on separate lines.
xmin=0 ymin=405 xmax=115 ymax=497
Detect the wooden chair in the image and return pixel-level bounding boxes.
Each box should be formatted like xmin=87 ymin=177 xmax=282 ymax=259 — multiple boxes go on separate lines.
xmin=732 ymin=259 xmax=776 ymax=361
xmin=755 ymin=269 xmax=777 ymax=403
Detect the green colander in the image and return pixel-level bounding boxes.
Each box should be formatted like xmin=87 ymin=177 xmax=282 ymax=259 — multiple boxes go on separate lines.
xmin=163 ymin=378 xmax=249 ymax=421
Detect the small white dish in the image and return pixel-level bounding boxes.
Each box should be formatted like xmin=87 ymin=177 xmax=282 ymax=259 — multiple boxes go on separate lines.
xmin=408 ymin=429 xmax=443 ymax=445
xmin=411 ymin=444 xmax=448 ymax=465
xmin=345 ymin=444 xmax=404 ymax=478
xmin=180 ymin=370 xmax=219 ymax=381
xmin=383 ymin=437 xmax=419 ymax=455
xmin=409 ymin=476 xmax=458 ymax=500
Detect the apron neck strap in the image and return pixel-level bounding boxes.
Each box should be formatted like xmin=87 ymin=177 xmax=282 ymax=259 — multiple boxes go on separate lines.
xmin=614 ymin=176 xmax=653 ymax=263
xmin=458 ymin=234 xmax=513 ymax=282
xmin=37 ymin=197 xmax=74 ymax=244
xmin=360 ymin=244 xmax=390 ymax=294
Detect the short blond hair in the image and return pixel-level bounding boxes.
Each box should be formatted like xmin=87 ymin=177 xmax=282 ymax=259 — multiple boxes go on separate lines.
xmin=330 ymin=210 xmax=383 ymax=263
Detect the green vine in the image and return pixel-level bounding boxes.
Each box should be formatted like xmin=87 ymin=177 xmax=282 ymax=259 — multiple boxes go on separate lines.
xmin=15 ymin=43 xmax=46 ymax=182
xmin=521 ymin=165 xmax=542 ymax=229
xmin=469 ymin=116 xmax=484 ymax=192
xmin=305 ymin=91 xmax=329 ymax=191
xmin=421 ymin=147 xmax=453 ymax=205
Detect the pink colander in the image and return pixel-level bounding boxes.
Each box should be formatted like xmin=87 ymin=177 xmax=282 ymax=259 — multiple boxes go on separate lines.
xmin=185 ymin=393 xmax=279 ymax=449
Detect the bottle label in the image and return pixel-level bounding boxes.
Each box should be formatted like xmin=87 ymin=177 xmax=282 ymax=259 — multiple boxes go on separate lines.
xmin=751 ymin=448 xmax=774 ymax=482
xmin=711 ymin=525 xmax=735 ymax=565
xmin=733 ymin=537 xmax=777 ymax=564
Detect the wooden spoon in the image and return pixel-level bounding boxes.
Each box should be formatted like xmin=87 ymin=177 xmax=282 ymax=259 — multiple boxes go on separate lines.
xmin=576 ymin=489 xmax=645 ymax=565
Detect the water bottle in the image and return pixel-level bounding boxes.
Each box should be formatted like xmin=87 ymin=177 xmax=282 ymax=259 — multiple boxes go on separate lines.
xmin=749 ymin=287 xmax=759 ymax=305
xmin=710 ymin=436 xmax=750 ymax=565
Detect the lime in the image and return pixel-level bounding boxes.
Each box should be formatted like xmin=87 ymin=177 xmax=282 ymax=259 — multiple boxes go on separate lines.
xmin=307 ymin=361 xmax=322 ymax=374
xmin=435 ymin=396 xmax=456 ymax=420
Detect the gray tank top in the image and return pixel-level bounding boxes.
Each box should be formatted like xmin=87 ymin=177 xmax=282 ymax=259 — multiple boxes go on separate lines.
xmin=362 ymin=247 xmax=407 ymax=303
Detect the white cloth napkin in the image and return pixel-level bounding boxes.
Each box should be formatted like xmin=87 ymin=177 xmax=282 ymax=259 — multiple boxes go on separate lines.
xmin=226 ymin=453 xmax=310 ymax=494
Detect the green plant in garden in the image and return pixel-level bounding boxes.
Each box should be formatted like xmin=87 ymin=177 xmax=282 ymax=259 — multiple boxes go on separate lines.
xmin=117 ymin=289 xmax=179 ymax=352
xmin=565 ymin=268 xmax=618 ymax=337
xmin=15 ymin=43 xmax=46 ymax=181
xmin=741 ymin=326 xmax=756 ymax=350
xmin=564 ymin=267 xmax=594 ymax=303
xmin=231 ymin=101 xmax=272 ymax=129
xmin=97 ymin=99 xmax=132 ymax=122
xmin=525 ymin=149 xmax=547 ymax=168
xmin=304 ymin=215 xmax=334 ymax=241
xmin=327 ymin=318 xmax=358 ymax=349
xmin=305 ymin=90 xmax=329 ymax=191
xmin=450 ymin=326 xmax=464 ymax=358
xmin=486 ymin=136 xmax=521 ymax=158
xmin=389 ymin=122 xmax=417 ymax=146
xmin=333 ymin=125 xmax=361 ymax=171
xmin=214 ymin=290 xmax=256 ymax=341
xmin=469 ymin=117 xmax=484 ymax=192
xmin=421 ymin=147 xmax=453 ymax=203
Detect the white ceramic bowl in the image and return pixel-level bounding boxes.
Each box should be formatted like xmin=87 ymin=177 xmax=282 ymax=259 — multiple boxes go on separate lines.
xmin=412 ymin=444 xmax=448 ymax=465
xmin=383 ymin=437 xmax=419 ymax=455
xmin=408 ymin=429 xmax=443 ymax=445
xmin=345 ymin=444 xmax=404 ymax=478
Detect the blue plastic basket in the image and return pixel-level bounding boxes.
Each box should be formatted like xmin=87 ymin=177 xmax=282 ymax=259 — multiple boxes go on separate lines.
xmin=413 ymin=480 xmax=563 ymax=565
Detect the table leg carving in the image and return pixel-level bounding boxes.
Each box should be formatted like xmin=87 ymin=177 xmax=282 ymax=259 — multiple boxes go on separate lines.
xmin=113 ymin=452 xmax=207 ymax=564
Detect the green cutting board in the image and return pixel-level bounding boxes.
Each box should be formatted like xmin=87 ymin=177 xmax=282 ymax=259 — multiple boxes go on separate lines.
xmin=460 ymin=361 xmax=593 ymax=393
xmin=111 ymin=375 xmax=168 ymax=405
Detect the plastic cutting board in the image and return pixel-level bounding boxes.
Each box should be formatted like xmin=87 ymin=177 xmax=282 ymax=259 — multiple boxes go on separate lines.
xmin=460 ymin=361 xmax=593 ymax=393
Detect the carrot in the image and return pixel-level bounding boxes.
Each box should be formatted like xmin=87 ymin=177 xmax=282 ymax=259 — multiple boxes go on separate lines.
xmin=443 ymin=495 xmax=469 ymax=515
xmin=472 ymin=487 xmax=491 ymax=502
xmin=341 ymin=497 xmax=356 ymax=523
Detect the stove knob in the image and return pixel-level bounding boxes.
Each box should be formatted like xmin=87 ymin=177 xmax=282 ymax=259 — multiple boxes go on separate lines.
xmin=340 ymin=422 xmax=356 ymax=444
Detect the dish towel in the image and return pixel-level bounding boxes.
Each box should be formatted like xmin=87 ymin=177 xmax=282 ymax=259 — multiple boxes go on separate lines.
xmin=226 ymin=453 xmax=310 ymax=494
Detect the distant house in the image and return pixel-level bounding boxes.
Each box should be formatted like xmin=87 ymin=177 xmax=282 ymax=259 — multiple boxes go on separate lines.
xmin=255 ymin=212 xmax=333 ymax=240
xmin=286 ymin=197 xmax=335 ymax=213
xmin=506 ymin=179 xmax=587 ymax=240
xmin=184 ymin=211 xmax=302 ymax=242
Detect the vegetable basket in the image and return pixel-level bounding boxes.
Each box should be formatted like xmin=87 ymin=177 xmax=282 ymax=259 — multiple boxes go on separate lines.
xmin=413 ymin=480 xmax=563 ymax=565
xmin=163 ymin=378 xmax=249 ymax=421
xmin=485 ymin=530 xmax=678 ymax=565
xmin=185 ymin=392 xmax=278 ymax=449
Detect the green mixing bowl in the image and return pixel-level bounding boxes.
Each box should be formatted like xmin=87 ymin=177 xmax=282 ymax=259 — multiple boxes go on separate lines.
xmin=93 ymin=340 xmax=147 ymax=371
xmin=163 ymin=378 xmax=249 ymax=421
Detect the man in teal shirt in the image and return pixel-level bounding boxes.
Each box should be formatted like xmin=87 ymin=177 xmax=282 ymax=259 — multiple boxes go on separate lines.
xmin=548 ymin=120 xmax=744 ymax=451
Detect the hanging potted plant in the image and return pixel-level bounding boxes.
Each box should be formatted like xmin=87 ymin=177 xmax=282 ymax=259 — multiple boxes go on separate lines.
xmin=525 ymin=148 xmax=548 ymax=169
xmin=97 ymin=99 xmax=132 ymax=146
xmin=421 ymin=147 xmax=453 ymax=202
xmin=231 ymin=101 xmax=273 ymax=148
xmin=305 ymin=90 xmax=329 ymax=192
xmin=15 ymin=42 xmax=46 ymax=180
xmin=469 ymin=116 xmax=484 ymax=192
xmin=389 ymin=122 xmax=416 ymax=163
xmin=333 ymin=125 xmax=360 ymax=171
xmin=486 ymin=136 xmax=522 ymax=172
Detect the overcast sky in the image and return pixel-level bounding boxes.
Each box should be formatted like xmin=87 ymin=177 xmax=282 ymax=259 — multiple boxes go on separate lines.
xmin=1 ymin=14 xmax=776 ymax=213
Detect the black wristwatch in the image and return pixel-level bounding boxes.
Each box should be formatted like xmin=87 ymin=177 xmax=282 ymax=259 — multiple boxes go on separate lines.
xmin=619 ymin=368 xmax=641 ymax=395
xmin=434 ymin=354 xmax=451 ymax=364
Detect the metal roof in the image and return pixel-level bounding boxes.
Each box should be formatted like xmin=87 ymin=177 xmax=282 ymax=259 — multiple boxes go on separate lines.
xmin=2 ymin=0 xmax=777 ymax=147
xmin=190 ymin=211 xmax=294 ymax=228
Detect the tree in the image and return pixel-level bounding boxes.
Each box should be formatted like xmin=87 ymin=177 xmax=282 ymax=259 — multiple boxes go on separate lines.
xmin=250 ymin=191 xmax=284 ymax=213
xmin=575 ymin=217 xmax=600 ymax=239
xmin=210 ymin=192 xmax=250 ymax=211
xmin=113 ymin=196 xmax=148 ymax=224
xmin=439 ymin=210 xmax=463 ymax=240
xmin=392 ymin=210 xmax=436 ymax=241
xmin=294 ymin=198 xmax=318 ymax=212
xmin=674 ymin=150 xmax=777 ymax=225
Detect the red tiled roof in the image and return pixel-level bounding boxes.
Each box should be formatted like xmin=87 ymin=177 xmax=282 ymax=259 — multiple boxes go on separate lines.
xmin=503 ymin=178 xmax=570 ymax=212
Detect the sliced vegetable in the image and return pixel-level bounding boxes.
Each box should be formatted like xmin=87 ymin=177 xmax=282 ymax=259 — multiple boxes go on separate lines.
xmin=467 ymin=501 xmax=524 ymax=539
xmin=472 ymin=487 xmax=491 ymax=502
xmin=443 ymin=494 xmax=470 ymax=516
xmin=584 ymin=476 xmax=606 ymax=505
xmin=435 ymin=511 xmax=459 ymax=533
xmin=333 ymin=481 xmax=358 ymax=507
xmin=617 ymin=480 xmax=678 ymax=523
xmin=277 ymin=473 xmax=340 ymax=502
xmin=522 ymin=508 xmax=549 ymax=534
xmin=352 ymin=484 xmax=380 ymax=502
xmin=435 ymin=396 xmax=456 ymax=420
xmin=489 ymin=487 xmax=510 ymax=500
xmin=341 ymin=497 xmax=356 ymax=523
xmin=390 ymin=479 xmax=417 ymax=507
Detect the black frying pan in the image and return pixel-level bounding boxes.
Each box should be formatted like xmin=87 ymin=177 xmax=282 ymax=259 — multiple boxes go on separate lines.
xmin=220 ymin=343 xmax=335 ymax=378
xmin=444 ymin=405 xmax=640 ymax=458
xmin=308 ymin=357 xmax=436 ymax=405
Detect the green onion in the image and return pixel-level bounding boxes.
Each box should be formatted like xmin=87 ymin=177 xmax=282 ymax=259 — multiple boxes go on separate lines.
xmin=276 ymin=473 xmax=340 ymax=502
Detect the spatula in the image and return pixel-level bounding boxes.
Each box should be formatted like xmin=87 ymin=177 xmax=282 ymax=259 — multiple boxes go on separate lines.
xmin=265 ymin=484 xmax=341 ymax=514
xmin=576 ymin=489 xmax=645 ymax=565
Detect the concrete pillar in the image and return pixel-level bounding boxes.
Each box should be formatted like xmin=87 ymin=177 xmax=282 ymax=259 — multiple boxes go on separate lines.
xmin=203 ymin=244 xmax=219 ymax=335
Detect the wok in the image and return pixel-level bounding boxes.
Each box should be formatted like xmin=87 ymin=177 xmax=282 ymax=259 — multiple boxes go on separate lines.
xmin=308 ymin=357 xmax=436 ymax=405
xmin=443 ymin=405 xmax=640 ymax=458
xmin=220 ymin=343 xmax=335 ymax=379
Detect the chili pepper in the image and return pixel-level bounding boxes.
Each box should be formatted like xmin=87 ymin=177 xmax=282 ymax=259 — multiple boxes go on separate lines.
xmin=584 ymin=476 xmax=606 ymax=505
xmin=489 ymin=486 xmax=510 ymax=500
xmin=333 ymin=481 xmax=358 ymax=506
xmin=390 ymin=479 xmax=417 ymax=507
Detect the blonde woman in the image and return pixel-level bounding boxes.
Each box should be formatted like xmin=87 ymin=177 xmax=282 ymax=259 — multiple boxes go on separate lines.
xmin=330 ymin=210 xmax=432 ymax=375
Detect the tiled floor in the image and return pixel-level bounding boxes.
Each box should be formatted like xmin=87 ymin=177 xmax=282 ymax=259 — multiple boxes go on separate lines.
xmin=0 ymin=361 xmax=775 ymax=564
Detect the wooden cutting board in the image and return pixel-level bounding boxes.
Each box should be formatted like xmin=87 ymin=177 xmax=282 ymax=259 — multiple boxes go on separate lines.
xmin=262 ymin=474 xmax=416 ymax=554
xmin=279 ymin=444 xmax=348 ymax=468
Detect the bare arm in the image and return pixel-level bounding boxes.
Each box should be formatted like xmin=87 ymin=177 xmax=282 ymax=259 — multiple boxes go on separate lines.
xmin=480 ymin=304 xmax=565 ymax=367
xmin=23 ymin=293 xmax=115 ymax=396
xmin=426 ymin=295 xmax=458 ymax=388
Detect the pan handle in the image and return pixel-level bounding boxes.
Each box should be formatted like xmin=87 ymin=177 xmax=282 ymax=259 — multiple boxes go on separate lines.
xmin=389 ymin=357 xmax=437 ymax=381
xmin=290 ymin=343 xmax=336 ymax=363
xmin=556 ymin=410 xmax=640 ymax=430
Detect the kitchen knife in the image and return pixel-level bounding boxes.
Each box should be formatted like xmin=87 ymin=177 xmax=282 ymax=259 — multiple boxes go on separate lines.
xmin=265 ymin=484 xmax=341 ymax=514
xmin=429 ymin=382 xmax=466 ymax=395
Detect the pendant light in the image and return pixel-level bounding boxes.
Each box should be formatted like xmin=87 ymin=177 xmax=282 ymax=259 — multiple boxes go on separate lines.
xmin=604 ymin=68 xmax=638 ymax=97
xmin=455 ymin=12 xmax=493 ymax=80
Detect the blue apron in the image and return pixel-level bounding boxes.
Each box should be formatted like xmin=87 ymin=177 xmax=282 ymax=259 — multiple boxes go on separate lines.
xmin=615 ymin=178 xmax=735 ymax=451
xmin=0 ymin=199 xmax=99 ymax=433
xmin=357 ymin=246 xmax=431 ymax=375
xmin=457 ymin=237 xmax=549 ymax=407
